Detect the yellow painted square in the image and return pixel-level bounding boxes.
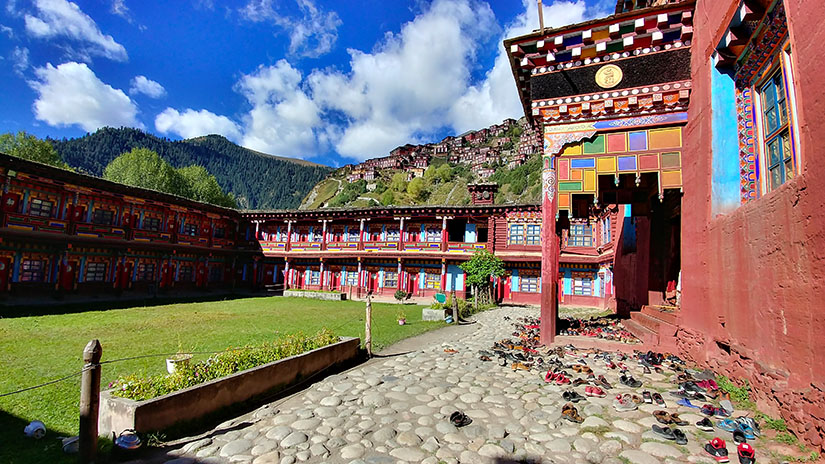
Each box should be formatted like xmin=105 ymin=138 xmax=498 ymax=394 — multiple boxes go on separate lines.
xmin=648 ymin=128 xmax=682 ymax=149
xmin=562 ymin=144 xmax=582 ymax=156
xmin=584 ymin=170 xmax=596 ymax=191
xmin=571 ymin=169 xmax=582 ymax=180
xmin=661 ymin=170 xmax=682 ymax=187
xmin=597 ymin=157 xmax=616 ymax=172
xmin=558 ymin=193 xmax=570 ymax=208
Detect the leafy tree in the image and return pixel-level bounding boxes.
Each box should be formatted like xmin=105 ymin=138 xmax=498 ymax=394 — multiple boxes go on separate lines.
xmin=373 ymin=181 xmax=387 ymax=194
xmin=423 ymin=165 xmax=439 ymax=182
xmin=390 ymin=172 xmax=407 ymax=192
xmin=459 ymin=250 xmax=505 ymax=305
xmin=380 ymin=190 xmax=395 ymax=206
xmin=436 ymin=164 xmax=453 ymax=183
xmin=0 ymin=131 xmax=70 ymax=169
xmin=177 ymin=165 xmax=236 ymax=208
xmin=407 ymin=177 xmax=428 ymax=201
xmin=103 ymin=148 xmax=186 ymax=195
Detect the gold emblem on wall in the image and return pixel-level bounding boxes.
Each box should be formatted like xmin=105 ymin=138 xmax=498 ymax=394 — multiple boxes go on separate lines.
xmin=595 ymin=64 xmax=623 ymax=89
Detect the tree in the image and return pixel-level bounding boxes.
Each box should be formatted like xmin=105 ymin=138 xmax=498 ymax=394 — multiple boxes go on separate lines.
xmin=459 ymin=250 xmax=505 ymax=305
xmin=103 ymin=148 xmax=186 ymax=195
xmin=407 ymin=177 xmax=428 ymax=201
xmin=423 ymin=165 xmax=438 ymax=182
xmin=390 ymin=172 xmax=408 ymax=192
xmin=380 ymin=190 xmax=395 ymax=206
xmin=177 ymin=165 xmax=236 ymax=208
xmin=436 ymin=164 xmax=453 ymax=183
xmin=0 ymin=131 xmax=69 ymax=169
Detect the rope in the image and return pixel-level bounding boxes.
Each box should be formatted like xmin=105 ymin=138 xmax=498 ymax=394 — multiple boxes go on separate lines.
xmin=0 ymin=366 xmax=91 ymax=398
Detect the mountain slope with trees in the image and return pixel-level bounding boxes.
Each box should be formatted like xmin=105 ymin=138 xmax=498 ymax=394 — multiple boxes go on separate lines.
xmin=49 ymin=128 xmax=332 ymax=209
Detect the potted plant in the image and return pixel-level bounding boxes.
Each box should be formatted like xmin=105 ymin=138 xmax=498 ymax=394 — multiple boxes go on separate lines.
xmin=397 ymin=309 xmax=407 ymax=325
xmin=166 ymin=343 xmax=193 ymax=374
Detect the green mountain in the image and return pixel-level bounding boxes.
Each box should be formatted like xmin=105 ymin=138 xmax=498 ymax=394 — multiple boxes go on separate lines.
xmin=49 ymin=128 xmax=332 ymax=210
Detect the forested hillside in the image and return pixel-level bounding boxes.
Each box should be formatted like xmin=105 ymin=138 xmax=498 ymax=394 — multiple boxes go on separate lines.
xmin=50 ymin=128 xmax=331 ymax=209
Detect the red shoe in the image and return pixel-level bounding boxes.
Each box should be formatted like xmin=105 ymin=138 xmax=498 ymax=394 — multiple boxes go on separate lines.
xmin=705 ymin=437 xmax=730 ymax=463
xmin=737 ymin=442 xmax=755 ymax=464
xmin=586 ymin=386 xmax=605 ymax=397
xmin=556 ymin=373 xmax=571 ymax=385
xmin=544 ymin=370 xmax=558 ymax=383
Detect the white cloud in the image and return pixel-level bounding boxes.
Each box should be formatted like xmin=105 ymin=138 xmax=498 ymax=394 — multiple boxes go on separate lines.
xmin=29 ymin=61 xmax=139 ymax=131
xmin=24 ymin=0 xmax=128 ymax=62
xmin=10 ymin=46 xmax=29 ymax=75
xmin=129 ymin=75 xmax=166 ymax=98
xmin=155 ymin=108 xmax=242 ymax=141
xmin=1 ymin=24 xmax=13 ymax=37
xmin=110 ymin=0 xmax=132 ymax=22
xmin=448 ymin=0 xmax=609 ymax=133
xmin=240 ymin=0 xmax=342 ymax=58
xmin=306 ymin=0 xmax=498 ymax=160
xmin=236 ymin=60 xmax=324 ymax=158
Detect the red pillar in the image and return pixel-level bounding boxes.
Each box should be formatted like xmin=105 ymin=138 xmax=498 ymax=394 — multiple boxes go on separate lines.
xmin=540 ymin=156 xmax=559 ymax=345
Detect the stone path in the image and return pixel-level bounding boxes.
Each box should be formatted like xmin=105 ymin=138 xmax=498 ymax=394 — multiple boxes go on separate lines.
xmin=159 ymin=307 xmax=748 ymax=464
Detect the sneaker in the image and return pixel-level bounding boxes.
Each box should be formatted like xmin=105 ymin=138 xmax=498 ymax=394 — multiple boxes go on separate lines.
xmin=737 ymin=442 xmax=756 ymax=464
xmin=696 ymin=417 xmax=715 ymax=432
xmin=705 ymin=437 xmax=730 ymax=463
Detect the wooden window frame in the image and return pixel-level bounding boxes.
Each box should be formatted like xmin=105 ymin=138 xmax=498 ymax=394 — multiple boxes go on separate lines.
xmin=28 ymin=198 xmax=54 ymax=218
xmin=21 ymin=259 xmax=46 ymax=282
xmin=85 ymin=262 xmax=107 ymax=282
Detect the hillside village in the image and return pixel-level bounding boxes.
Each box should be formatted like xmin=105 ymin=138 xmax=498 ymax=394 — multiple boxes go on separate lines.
xmin=301 ymin=116 xmax=544 ymax=209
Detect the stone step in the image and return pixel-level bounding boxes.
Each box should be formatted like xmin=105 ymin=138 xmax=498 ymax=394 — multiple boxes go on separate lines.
xmin=632 ymin=311 xmax=678 ymax=338
xmin=624 ymin=319 xmax=659 ymax=346
xmin=641 ymin=305 xmax=678 ymax=326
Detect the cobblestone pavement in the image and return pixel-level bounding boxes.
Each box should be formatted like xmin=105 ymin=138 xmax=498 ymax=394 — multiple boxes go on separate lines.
xmin=159 ymin=306 xmax=742 ymax=464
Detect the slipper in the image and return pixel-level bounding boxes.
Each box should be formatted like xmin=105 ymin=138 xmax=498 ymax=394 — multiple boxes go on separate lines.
xmin=643 ymin=391 xmax=653 ymax=404
xmin=677 ymin=398 xmax=699 ymax=408
xmin=652 ymin=424 xmax=676 ymax=440
xmin=705 ymin=437 xmax=730 ymax=463
xmin=597 ymin=375 xmax=613 ymax=389
xmin=717 ymin=419 xmax=738 ymax=432
xmin=737 ymin=442 xmax=756 ymax=464
xmin=450 ymin=411 xmax=472 ymax=427
xmin=572 ymin=378 xmax=588 ymax=387
xmin=670 ymin=413 xmax=689 ymax=426
xmin=696 ymin=417 xmax=715 ymax=432
xmin=652 ymin=392 xmax=666 ymax=406
xmin=561 ymin=402 xmax=583 ymax=423
xmin=673 ymin=428 xmax=688 ymax=445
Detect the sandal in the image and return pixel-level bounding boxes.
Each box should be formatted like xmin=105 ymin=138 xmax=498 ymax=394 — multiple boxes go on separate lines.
xmin=670 ymin=413 xmax=689 ymax=426
xmin=450 ymin=411 xmax=472 ymax=427
xmin=597 ymin=375 xmax=613 ymax=389
xmin=737 ymin=442 xmax=756 ymax=464
xmin=696 ymin=417 xmax=715 ymax=432
xmin=705 ymin=437 xmax=730 ymax=463
xmin=643 ymin=391 xmax=653 ymax=404
xmin=561 ymin=402 xmax=583 ymax=423
xmin=673 ymin=428 xmax=688 ymax=445
xmin=652 ymin=392 xmax=666 ymax=406
xmin=654 ymin=410 xmax=672 ymax=424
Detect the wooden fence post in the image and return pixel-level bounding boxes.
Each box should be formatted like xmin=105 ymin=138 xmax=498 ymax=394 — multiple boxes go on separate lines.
xmin=79 ymin=339 xmax=102 ymax=463
xmin=365 ymin=296 xmax=373 ymax=358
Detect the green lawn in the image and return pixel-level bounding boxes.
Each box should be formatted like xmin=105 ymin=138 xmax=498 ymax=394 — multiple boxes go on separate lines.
xmin=0 ymin=296 xmax=443 ymax=463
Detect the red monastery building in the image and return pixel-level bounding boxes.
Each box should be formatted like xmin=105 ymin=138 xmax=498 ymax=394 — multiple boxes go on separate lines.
xmin=505 ymin=0 xmax=825 ymax=448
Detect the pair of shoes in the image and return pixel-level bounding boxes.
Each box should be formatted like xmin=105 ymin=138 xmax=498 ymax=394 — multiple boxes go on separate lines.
xmin=652 ymin=424 xmax=688 ymax=445
xmin=544 ymin=370 xmax=571 ymax=385
xmin=562 ymin=402 xmax=584 ymax=423
xmin=717 ymin=419 xmax=757 ymax=440
xmin=653 ymin=410 xmax=688 ymax=426
xmin=585 ymin=385 xmax=606 ymax=397
xmin=597 ymin=375 xmax=613 ymax=389
xmin=695 ymin=417 xmax=715 ymax=432
xmin=705 ymin=437 xmax=756 ymax=463
xmin=613 ymin=394 xmax=638 ymax=412
xmin=562 ymin=390 xmax=586 ymax=403
xmin=620 ymin=374 xmax=642 ymax=388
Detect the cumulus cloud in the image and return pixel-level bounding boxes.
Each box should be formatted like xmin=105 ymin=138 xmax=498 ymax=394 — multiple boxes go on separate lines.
xmin=129 ymin=75 xmax=166 ymax=98
xmin=155 ymin=108 xmax=242 ymax=141
xmin=240 ymin=0 xmax=342 ymax=58
xmin=448 ymin=0 xmax=610 ymax=133
xmin=29 ymin=61 xmax=139 ymax=131
xmin=10 ymin=46 xmax=29 ymax=75
xmin=24 ymin=0 xmax=128 ymax=62
xmin=306 ymin=0 xmax=498 ymax=160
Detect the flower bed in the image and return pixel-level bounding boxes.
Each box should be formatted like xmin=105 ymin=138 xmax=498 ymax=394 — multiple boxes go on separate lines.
xmin=110 ymin=329 xmax=338 ymax=401
xmin=99 ymin=332 xmax=360 ymax=437
xmin=283 ymin=289 xmax=346 ymax=301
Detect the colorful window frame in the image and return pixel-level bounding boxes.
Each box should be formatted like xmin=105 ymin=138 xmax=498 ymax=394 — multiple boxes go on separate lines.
xmin=569 ymin=223 xmax=593 ymax=247
xmin=92 ymin=209 xmax=114 ymax=225
xmin=424 ymin=272 xmax=441 ymax=290
xmin=142 ymin=217 xmax=161 ymax=231
xmin=525 ymin=224 xmax=541 ymax=245
xmin=383 ymin=271 xmax=398 ymax=288
xmin=85 ymin=262 xmax=107 ymax=282
xmin=182 ymin=222 xmax=198 ymax=236
xmin=508 ymin=224 xmax=524 ymax=245
xmin=20 ymin=259 xmax=45 ymax=282
xmin=520 ymin=276 xmax=539 ymax=293
xmin=345 ymin=271 xmax=359 ymax=286
xmin=178 ymin=265 xmax=194 ymax=282
xmin=309 ymin=270 xmax=321 ymax=285
xmin=209 ymin=265 xmax=223 ymax=282
xmin=29 ymin=198 xmax=53 ymax=218
xmin=136 ymin=262 xmax=155 ymax=281
xmin=573 ymin=276 xmax=592 ymax=296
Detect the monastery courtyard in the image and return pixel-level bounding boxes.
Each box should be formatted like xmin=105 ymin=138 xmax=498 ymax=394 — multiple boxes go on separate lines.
xmin=147 ymin=306 xmax=797 ymax=464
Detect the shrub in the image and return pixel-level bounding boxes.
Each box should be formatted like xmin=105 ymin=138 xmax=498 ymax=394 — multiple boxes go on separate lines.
xmin=109 ymin=329 xmax=338 ymax=401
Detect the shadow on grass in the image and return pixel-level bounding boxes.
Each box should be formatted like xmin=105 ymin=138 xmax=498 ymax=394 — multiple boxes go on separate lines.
xmin=0 ymin=409 xmax=76 ymax=464
xmin=0 ymin=291 xmax=269 ymax=319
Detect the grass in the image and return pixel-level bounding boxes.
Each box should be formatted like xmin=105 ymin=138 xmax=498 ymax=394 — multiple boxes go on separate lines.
xmin=304 ymin=178 xmax=341 ymax=208
xmin=0 ymin=296 xmax=446 ymax=463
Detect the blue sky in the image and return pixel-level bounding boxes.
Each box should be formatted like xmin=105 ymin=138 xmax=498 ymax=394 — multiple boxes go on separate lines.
xmin=0 ymin=0 xmax=612 ymax=166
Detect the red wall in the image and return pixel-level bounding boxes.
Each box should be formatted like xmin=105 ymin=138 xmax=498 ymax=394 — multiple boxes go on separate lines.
xmin=679 ymin=0 xmax=825 ymax=449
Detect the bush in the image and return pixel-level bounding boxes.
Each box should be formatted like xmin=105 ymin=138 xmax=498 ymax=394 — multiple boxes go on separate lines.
xmin=109 ymin=329 xmax=338 ymax=401
xmin=394 ymin=290 xmax=408 ymax=302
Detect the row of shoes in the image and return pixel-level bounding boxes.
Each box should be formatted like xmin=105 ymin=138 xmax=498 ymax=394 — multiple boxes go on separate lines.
xmin=559 ymin=316 xmax=640 ymax=342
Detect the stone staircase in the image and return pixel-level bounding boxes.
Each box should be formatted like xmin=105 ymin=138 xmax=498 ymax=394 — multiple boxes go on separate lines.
xmin=624 ymin=304 xmax=679 ymax=351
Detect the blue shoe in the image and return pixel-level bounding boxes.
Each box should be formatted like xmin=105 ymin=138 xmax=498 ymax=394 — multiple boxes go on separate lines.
xmin=717 ymin=418 xmax=738 ymax=432
xmin=736 ymin=422 xmax=756 ymax=440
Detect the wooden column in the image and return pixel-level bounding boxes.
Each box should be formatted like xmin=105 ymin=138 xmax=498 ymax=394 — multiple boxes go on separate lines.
xmin=540 ymin=154 xmax=559 ymax=345
xmin=285 ymin=220 xmax=293 ymax=252
xmin=397 ymin=217 xmax=406 ymax=251
xmin=79 ymin=339 xmax=102 ymax=463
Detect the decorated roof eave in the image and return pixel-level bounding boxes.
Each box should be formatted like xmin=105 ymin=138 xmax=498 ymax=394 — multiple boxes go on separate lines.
xmin=503 ymin=0 xmax=696 ymax=124
xmin=240 ymin=203 xmax=542 ymax=221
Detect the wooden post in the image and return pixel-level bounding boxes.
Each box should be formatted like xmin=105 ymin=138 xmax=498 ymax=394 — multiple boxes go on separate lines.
xmin=451 ymin=290 xmax=459 ymax=324
xmin=365 ymin=296 xmax=373 ymax=358
xmin=79 ymin=339 xmax=102 ymax=463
